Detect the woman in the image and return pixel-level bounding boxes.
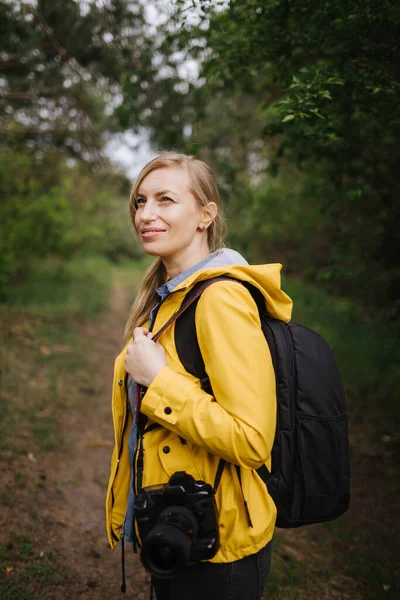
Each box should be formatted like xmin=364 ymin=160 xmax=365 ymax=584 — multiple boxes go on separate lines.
xmin=106 ymin=152 xmax=292 ymax=599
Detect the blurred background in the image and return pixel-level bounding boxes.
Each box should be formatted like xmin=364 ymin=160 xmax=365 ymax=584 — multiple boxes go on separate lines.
xmin=0 ymin=1 xmax=399 ymax=598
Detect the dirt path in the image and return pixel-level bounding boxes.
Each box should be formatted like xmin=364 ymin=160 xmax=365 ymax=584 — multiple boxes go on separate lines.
xmin=35 ymin=276 xmax=150 ymax=599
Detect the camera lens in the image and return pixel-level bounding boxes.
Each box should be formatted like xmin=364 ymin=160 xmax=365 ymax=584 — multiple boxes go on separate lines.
xmin=149 ymin=541 xmax=178 ymax=571
xmin=140 ymin=506 xmax=198 ymax=579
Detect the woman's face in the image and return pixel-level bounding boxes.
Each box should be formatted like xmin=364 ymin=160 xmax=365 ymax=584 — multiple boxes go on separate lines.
xmin=134 ymin=166 xmax=209 ymax=266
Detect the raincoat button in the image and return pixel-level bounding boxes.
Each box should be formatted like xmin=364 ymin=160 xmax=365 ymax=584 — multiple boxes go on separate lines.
xmin=164 ymin=407 xmax=172 ymax=415
xmin=118 ymin=379 xmax=123 ymax=387
xmin=162 ymin=446 xmax=170 ymax=454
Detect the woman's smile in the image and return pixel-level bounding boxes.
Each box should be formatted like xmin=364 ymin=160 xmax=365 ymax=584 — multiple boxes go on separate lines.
xmin=140 ymin=227 xmax=167 ymax=240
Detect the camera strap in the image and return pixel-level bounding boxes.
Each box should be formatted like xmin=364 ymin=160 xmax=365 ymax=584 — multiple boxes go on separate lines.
xmin=213 ymin=458 xmax=226 ymax=492
xmin=213 ymin=459 xmax=254 ymax=527
xmin=235 ymin=464 xmax=254 ymax=528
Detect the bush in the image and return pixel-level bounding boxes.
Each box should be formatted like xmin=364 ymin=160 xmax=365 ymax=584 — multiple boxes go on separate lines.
xmin=0 ymin=147 xmax=140 ymax=297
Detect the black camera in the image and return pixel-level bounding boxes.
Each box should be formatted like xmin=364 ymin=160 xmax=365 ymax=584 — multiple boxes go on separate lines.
xmin=133 ymin=471 xmax=219 ymax=579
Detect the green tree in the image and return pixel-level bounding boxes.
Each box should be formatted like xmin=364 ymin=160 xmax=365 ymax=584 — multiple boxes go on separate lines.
xmin=1 ymin=0 xmax=150 ymax=162
xmin=0 ymin=144 xmax=138 ymax=295
xmin=136 ymin=0 xmax=400 ymax=314
xmin=0 ymin=0 xmax=152 ymax=292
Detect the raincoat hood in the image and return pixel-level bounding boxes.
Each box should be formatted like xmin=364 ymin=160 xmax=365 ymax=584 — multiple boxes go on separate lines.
xmin=170 ymin=248 xmax=293 ymax=323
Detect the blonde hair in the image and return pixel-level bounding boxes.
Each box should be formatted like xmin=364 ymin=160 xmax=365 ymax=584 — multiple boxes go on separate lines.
xmin=124 ymin=152 xmax=227 ymax=342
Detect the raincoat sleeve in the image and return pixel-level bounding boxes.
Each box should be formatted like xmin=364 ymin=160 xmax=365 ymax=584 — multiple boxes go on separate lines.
xmin=139 ymin=280 xmax=276 ymax=469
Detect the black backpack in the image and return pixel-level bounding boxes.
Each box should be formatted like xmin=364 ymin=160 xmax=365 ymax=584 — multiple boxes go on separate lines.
xmin=153 ymin=275 xmax=350 ymax=528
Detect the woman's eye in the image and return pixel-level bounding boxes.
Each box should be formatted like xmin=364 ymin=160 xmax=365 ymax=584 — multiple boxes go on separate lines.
xmin=134 ymin=196 xmax=173 ymax=209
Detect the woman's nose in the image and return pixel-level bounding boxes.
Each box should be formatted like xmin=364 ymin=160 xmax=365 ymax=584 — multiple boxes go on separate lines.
xmin=139 ymin=200 xmax=157 ymax=221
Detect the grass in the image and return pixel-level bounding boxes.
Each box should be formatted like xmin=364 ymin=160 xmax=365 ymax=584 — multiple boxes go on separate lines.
xmin=0 ymin=255 xmax=114 ymax=461
xmin=264 ymin=535 xmax=308 ymax=599
xmin=5 ymin=255 xmax=112 ymax=317
xmin=0 ymin=310 xmax=85 ymax=460
xmin=0 ymin=534 xmax=72 ymax=600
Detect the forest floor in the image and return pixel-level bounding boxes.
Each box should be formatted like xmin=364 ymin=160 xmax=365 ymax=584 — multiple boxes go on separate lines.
xmin=0 ymin=267 xmax=398 ymax=599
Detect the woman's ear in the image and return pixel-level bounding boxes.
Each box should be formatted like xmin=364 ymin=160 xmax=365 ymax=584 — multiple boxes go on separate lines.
xmin=200 ymin=202 xmax=218 ymax=229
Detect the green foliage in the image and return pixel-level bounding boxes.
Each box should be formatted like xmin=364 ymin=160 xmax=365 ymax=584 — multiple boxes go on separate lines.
xmin=241 ymin=167 xmax=326 ymax=275
xmin=5 ymin=255 xmax=112 ymax=317
xmin=0 ymin=146 xmax=139 ymax=295
xmin=201 ymin=0 xmax=400 ymax=314
xmin=277 ymin=72 xmax=345 ymax=123
xmin=136 ymin=0 xmax=400 ymax=318
xmin=0 ymin=149 xmax=72 ymax=289
xmin=1 ymin=1 xmax=151 ymax=293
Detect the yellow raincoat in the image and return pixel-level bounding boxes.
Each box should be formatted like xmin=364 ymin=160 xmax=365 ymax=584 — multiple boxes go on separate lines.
xmin=106 ymin=262 xmax=292 ymax=562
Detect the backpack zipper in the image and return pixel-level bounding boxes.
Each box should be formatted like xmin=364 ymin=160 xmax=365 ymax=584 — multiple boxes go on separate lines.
xmin=282 ymin=323 xmax=296 ymax=431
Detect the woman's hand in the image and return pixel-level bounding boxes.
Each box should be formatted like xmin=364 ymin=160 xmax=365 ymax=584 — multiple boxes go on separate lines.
xmin=124 ymin=327 xmax=168 ymax=387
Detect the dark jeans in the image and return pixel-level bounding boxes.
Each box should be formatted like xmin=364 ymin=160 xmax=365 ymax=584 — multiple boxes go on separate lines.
xmin=151 ymin=542 xmax=272 ymax=600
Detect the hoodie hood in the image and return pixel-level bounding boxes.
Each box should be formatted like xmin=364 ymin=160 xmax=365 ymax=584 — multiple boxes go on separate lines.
xmin=173 ymin=248 xmax=293 ymax=323
xmin=205 ymin=248 xmax=249 ymax=268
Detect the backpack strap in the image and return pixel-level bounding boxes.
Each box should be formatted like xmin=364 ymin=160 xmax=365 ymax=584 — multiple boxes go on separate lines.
xmin=174 ymin=274 xmax=266 ymax=391
xmin=151 ymin=276 xmax=235 ymax=343
xmin=173 ymin=275 xmax=244 ymax=393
